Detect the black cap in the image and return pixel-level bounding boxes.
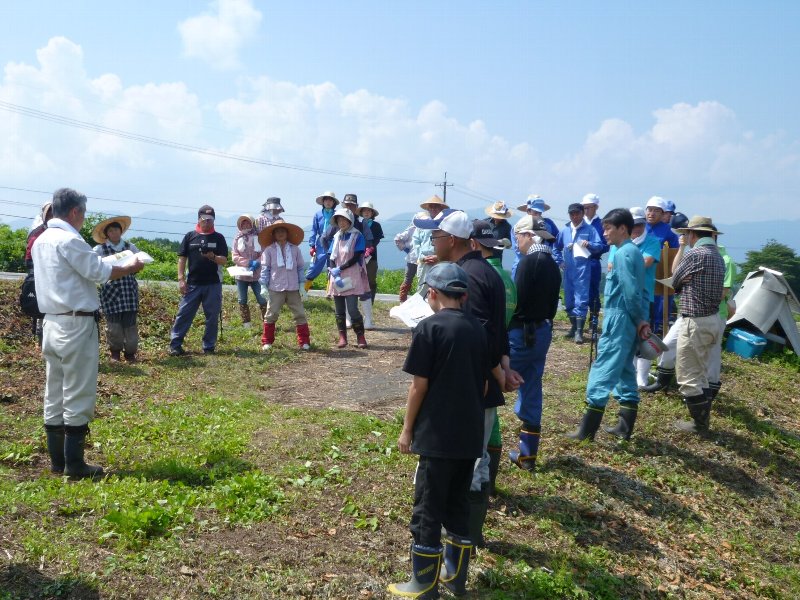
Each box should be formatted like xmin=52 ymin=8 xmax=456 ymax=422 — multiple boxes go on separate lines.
xmin=343 ymin=194 xmax=358 ymax=205
xmin=568 ymin=203 xmax=584 ymax=214
xmin=198 ymin=204 xmax=216 ymax=219
xmin=470 ymin=219 xmax=497 ymax=248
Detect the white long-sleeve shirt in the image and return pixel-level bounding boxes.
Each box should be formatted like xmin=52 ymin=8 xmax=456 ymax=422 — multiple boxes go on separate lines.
xmin=31 ymin=218 xmax=113 ymax=314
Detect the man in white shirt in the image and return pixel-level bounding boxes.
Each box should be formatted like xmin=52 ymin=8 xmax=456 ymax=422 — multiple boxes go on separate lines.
xmin=32 ymin=188 xmax=144 ymax=479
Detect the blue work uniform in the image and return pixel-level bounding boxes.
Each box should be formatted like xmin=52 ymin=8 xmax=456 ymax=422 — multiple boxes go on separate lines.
xmin=586 ymin=215 xmax=609 ymax=315
xmin=305 ymin=208 xmax=334 ymax=281
xmin=609 ymin=233 xmax=661 ymax=302
xmin=585 ymin=239 xmax=648 ymax=408
xmin=552 ymin=221 xmax=603 ymax=318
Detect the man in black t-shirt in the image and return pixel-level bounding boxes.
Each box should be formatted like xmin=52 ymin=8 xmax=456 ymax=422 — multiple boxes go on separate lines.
xmin=390 ymin=262 xmax=488 ymax=599
xmin=169 ymin=205 xmax=229 ymax=355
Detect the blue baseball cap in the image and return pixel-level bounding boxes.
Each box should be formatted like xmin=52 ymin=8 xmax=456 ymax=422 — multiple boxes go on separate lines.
xmin=425 ymin=262 xmax=469 ymax=293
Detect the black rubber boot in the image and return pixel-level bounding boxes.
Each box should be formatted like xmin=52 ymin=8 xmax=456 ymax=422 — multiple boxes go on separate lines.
xmin=709 ymin=381 xmax=721 ymax=400
xmin=44 ymin=424 xmax=65 ymax=474
xmin=563 ymin=317 xmax=577 ymax=339
xmin=387 ymin=543 xmax=442 ymax=599
xmin=641 ymin=367 xmax=674 ymax=393
xmin=675 ymin=394 xmax=711 ymax=433
xmin=574 ymin=318 xmax=586 ymax=344
xmin=439 ymin=533 xmax=472 ymax=596
xmin=566 ymin=406 xmax=605 ymax=441
xmin=467 ymin=483 xmax=490 ymax=548
xmin=487 ymin=445 xmax=502 ymax=496
xmin=64 ymin=424 xmax=104 ymax=480
xmin=604 ymin=403 xmax=638 ymax=441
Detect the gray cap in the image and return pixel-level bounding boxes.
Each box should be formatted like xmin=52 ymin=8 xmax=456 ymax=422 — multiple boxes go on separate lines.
xmin=425 ymin=262 xmax=469 ymax=293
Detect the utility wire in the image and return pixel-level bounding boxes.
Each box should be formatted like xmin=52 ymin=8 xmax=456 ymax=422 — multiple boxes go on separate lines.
xmin=0 ymin=100 xmax=436 ymax=185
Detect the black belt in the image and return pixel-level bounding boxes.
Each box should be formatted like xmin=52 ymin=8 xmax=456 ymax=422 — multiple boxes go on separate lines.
xmin=52 ymin=311 xmax=96 ymax=317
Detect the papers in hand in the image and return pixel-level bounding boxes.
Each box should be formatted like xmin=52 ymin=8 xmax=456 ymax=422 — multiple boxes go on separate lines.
xmin=101 ymin=250 xmax=154 ymax=267
xmin=227 ymin=266 xmax=254 ymax=278
xmin=571 ymin=241 xmax=590 ymax=259
xmin=389 ymin=291 xmax=434 ymax=328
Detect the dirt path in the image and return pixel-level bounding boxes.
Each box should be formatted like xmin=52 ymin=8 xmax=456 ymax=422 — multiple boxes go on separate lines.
xmin=265 ymin=305 xmax=587 ymax=419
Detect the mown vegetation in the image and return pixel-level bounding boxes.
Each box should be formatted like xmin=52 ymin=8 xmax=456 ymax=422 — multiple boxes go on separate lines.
xmin=1 ymin=279 xmax=799 ymax=599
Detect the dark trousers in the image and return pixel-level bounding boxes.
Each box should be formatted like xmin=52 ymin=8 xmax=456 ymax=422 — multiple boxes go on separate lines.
xmin=410 ymin=455 xmax=474 ymax=547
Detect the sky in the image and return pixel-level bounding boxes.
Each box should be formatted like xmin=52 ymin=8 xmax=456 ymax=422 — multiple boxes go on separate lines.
xmin=1 ymin=0 xmax=799 ymax=241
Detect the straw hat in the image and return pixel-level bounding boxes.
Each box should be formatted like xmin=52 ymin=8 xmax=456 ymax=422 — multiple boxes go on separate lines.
xmin=258 ymin=220 xmax=304 ymax=247
xmin=484 ymin=201 xmax=514 ymax=220
xmin=676 ymin=215 xmax=722 ymax=235
xmin=358 ymin=202 xmax=379 ymax=218
xmin=92 ymin=215 xmax=132 ymax=244
xmin=316 ymin=191 xmax=339 ymax=206
xmin=420 ymin=195 xmax=449 ymax=210
xmin=516 ymin=194 xmax=551 ymax=213
xmin=237 ymin=214 xmax=255 ymax=230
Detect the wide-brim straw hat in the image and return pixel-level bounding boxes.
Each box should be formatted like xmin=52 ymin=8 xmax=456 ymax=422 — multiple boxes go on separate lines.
xmin=420 ymin=195 xmax=449 ymax=210
xmin=358 ymin=202 xmax=379 ymax=218
xmin=237 ymin=214 xmax=255 ymax=230
xmin=316 ymin=191 xmax=339 ymax=207
xmin=92 ymin=215 xmax=132 ymax=244
xmin=676 ymin=215 xmax=722 ymax=235
xmin=258 ymin=220 xmax=304 ymax=247
xmin=484 ymin=201 xmax=514 ymax=220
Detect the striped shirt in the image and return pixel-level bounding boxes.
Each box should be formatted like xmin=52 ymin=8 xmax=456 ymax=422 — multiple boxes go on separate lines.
xmin=672 ymin=237 xmax=724 ymax=318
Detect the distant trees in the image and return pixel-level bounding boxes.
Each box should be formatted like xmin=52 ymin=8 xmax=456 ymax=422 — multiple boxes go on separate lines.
xmin=0 ymin=225 xmax=27 ymax=272
xmin=738 ymin=240 xmax=800 ymax=293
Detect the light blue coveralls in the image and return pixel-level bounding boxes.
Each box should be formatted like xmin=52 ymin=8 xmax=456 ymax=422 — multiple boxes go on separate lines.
xmin=553 ymin=221 xmax=603 ymax=318
xmin=585 ymin=239 xmax=648 ymax=408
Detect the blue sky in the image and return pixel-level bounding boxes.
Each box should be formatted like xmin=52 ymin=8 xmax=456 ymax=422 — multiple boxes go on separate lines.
xmin=1 ymin=0 xmax=798 ymax=233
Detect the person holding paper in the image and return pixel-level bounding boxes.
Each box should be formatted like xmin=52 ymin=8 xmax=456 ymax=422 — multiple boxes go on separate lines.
xmin=327 ymin=207 xmax=370 ymax=349
xmin=169 ymin=205 xmax=228 ymax=356
xmin=231 ymin=214 xmax=268 ymax=329
xmin=553 ymin=203 xmax=604 ymax=344
xmin=92 ymin=216 xmax=142 ymax=362
xmin=32 ymin=188 xmax=144 ymax=479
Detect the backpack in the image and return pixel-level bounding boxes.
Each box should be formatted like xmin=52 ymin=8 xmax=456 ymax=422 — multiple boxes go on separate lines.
xmin=19 ymin=272 xmax=43 ymax=318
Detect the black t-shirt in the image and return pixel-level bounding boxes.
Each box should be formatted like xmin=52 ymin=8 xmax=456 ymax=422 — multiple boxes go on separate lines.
xmin=488 ymin=219 xmax=512 ymax=260
xmin=179 ymin=230 xmax=228 ymax=285
xmin=510 ymin=250 xmax=562 ymax=329
xmin=456 ymin=251 xmax=508 ymax=408
xmin=403 ymin=308 xmax=488 ymax=459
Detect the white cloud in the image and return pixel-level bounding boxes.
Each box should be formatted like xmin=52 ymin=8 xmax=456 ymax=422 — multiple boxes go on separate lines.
xmin=178 ymin=0 xmax=262 ymax=70
xmin=1 ymin=36 xmax=799 ymax=229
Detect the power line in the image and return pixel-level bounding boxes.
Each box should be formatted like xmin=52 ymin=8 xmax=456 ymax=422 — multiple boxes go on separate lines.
xmin=0 ymin=100 xmax=437 ymax=185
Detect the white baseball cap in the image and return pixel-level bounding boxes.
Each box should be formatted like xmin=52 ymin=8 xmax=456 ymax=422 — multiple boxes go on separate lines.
xmin=581 ymin=193 xmax=600 ymax=206
xmin=630 ymin=206 xmax=646 ymax=224
xmin=646 ymin=196 xmax=668 ymax=211
xmin=413 ymin=209 xmax=472 ymax=239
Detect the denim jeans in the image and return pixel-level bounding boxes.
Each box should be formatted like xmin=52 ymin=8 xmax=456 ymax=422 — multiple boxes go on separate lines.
xmin=236 ymin=279 xmax=267 ymax=306
xmin=509 ymin=322 xmax=552 ymax=426
xmin=170 ymin=283 xmax=222 ymax=352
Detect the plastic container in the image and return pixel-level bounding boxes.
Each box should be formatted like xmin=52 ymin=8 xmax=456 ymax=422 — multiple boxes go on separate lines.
xmin=726 ymin=328 xmax=767 ymax=359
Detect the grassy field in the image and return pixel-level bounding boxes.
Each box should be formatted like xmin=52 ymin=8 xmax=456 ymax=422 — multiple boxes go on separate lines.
xmin=1 ymin=280 xmax=799 ymax=599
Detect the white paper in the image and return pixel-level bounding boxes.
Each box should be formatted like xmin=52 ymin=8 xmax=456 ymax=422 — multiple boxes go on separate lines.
xmin=227 ymin=266 xmax=254 ymax=278
xmin=389 ymin=292 xmax=435 ymax=328
xmin=101 ymin=250 xmax=154 ymax=267
xmin=571 ymin=241 xmax=590 ymax=259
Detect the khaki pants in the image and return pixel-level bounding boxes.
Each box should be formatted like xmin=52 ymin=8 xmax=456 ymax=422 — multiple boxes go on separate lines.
xmin=42 ymin=314 xmax=99 ymax=426
xmin=265 ymin=289 xmax=307 ymax=325
xmin=676 ymin=314 xmax=722 ymax=397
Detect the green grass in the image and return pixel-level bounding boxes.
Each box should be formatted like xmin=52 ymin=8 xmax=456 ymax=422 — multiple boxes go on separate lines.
xmin=1 ymin=280 xmax=800 ymax=598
